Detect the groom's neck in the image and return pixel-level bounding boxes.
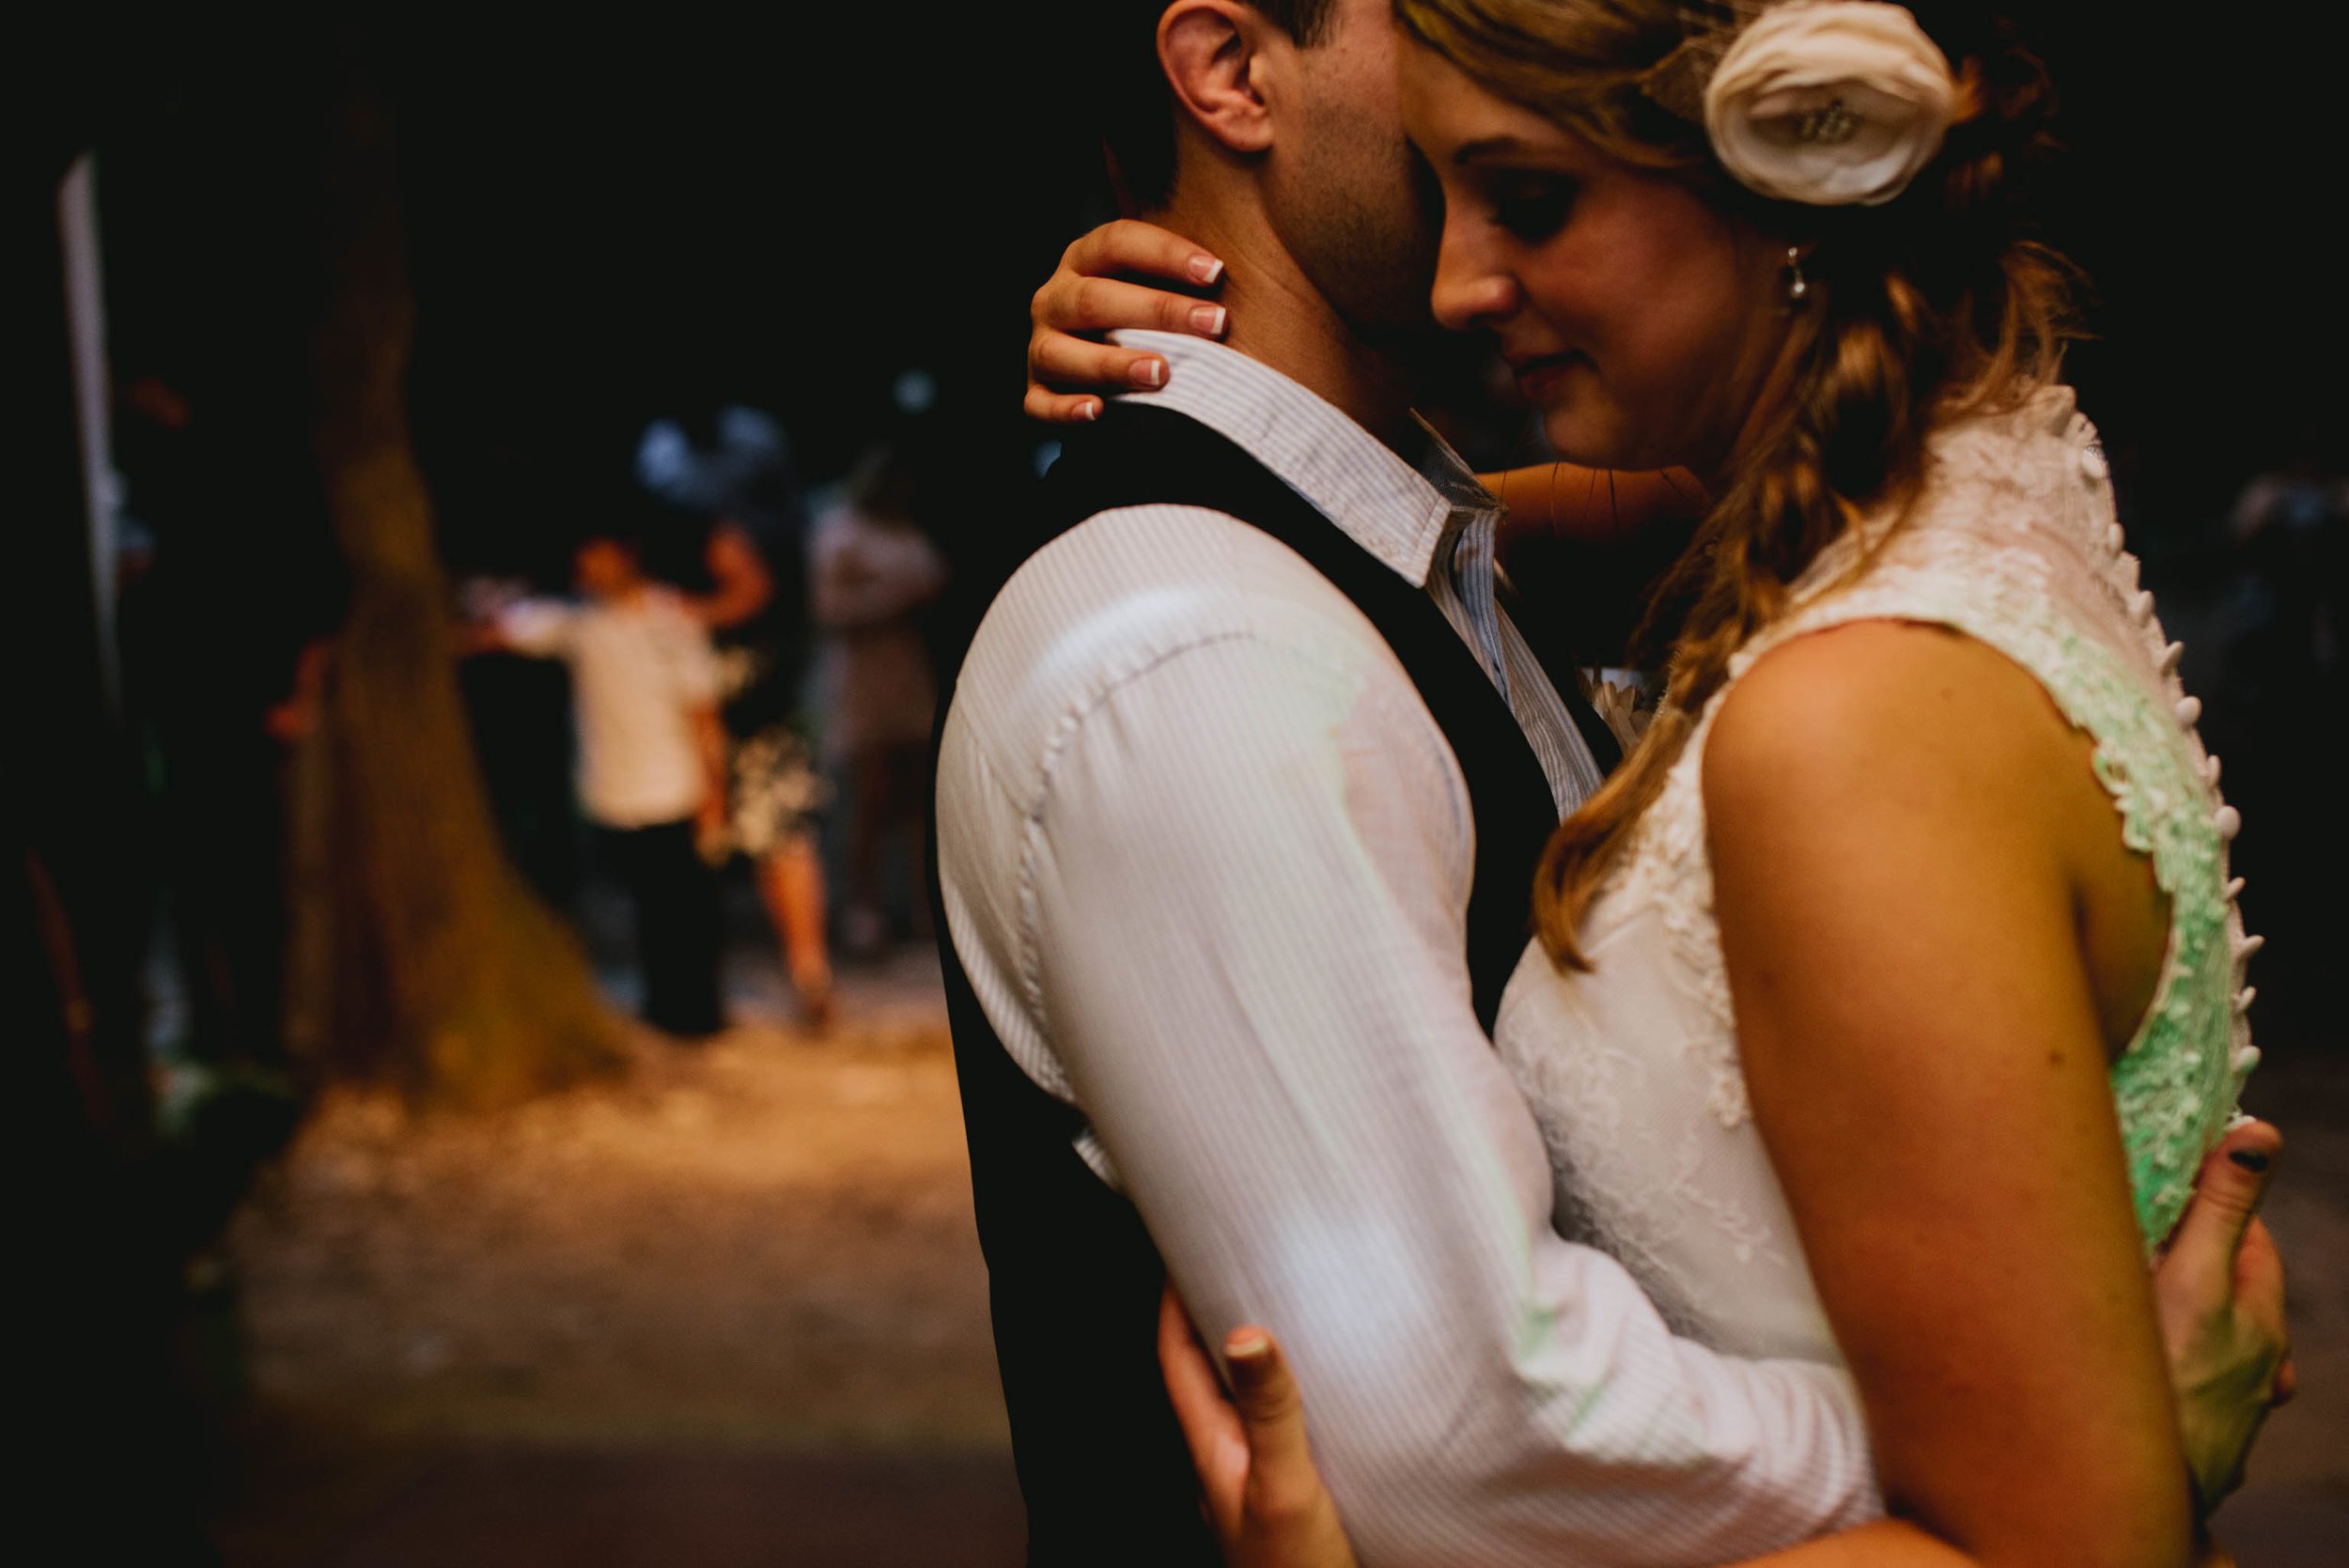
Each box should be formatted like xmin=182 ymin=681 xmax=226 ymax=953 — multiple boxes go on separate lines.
xmin=1155 ymin=194 xmax=1417 ymax=452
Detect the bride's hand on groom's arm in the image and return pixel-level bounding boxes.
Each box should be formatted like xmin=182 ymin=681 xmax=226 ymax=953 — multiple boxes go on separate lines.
xmin=1159 ymin=1285 xmax=1358 ymax=1568
xmin=1155 ymin=1122 xmax=2295 ymax=1568
xmin=2152 ymin=1118 xmax=2294 ymax=1521
xmin=1026 ymin=220 xmax=1230 ymax=423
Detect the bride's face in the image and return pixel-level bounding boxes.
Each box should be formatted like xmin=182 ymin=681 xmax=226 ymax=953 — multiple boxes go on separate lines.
xmin=1398 ymin=38 xmax=1791 ymax=478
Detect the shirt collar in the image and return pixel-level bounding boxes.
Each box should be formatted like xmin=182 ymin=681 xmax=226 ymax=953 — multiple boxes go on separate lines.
xmin=1109 ymin=330 xmax=1498 ymax=588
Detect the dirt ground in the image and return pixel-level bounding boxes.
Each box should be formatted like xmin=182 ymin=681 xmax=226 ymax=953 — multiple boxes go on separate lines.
xmin=207 ymin=944 xmax=2348 ymax=1566
xmin=208 ymin=947 xmax=1022 ymax=1566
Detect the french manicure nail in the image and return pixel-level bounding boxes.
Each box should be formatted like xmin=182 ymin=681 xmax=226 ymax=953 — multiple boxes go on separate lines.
xmin=2230 ymin=1148 xmax=2269 ymax=1173
xmin=1078 ymin=399 xmax=1100 ymax=421
xmin=1190 ymin=304 xmax=1228 ymax=336
xmin=1189 ymin=254 xmax=1225 ymax=285
xmin=1226 ymin=1331 xmax=1269 ymax=1359
xmin=1132 ymin=359 xmax=1165 ymax=389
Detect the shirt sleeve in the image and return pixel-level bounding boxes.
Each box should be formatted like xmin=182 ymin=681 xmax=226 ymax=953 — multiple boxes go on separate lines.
xmin=496 ymin=598 xmax=577 ymax=659
xmin=1016 ymin=631 xmax=1881 ymax=1566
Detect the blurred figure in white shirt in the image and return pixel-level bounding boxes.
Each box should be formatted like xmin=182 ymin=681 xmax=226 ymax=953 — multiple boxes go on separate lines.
xmin=485 ymin=525 xmax=730 ymax=1038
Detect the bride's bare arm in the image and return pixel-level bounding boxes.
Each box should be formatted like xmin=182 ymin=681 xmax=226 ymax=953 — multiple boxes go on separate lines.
xmin=1487 ymin=461 xmax=1707 ymax=547
xmin=1703 ymin=622 xmax=2281 ymax=1566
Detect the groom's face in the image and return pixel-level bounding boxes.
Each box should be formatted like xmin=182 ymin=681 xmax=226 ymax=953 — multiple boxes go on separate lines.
xmin=1264 ymin=0 xmax=1442 ymax=339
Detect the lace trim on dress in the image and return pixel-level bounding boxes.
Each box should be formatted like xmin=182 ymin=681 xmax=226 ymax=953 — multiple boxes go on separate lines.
xmin=1593 ymin=387 xmax=2258 ymax=1250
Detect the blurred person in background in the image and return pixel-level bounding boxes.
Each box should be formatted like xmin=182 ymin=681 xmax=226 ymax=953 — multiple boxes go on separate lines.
xmin=113 ymin=368 xmax=347 ymax=1088
xmin=813 ymin=442 xmax=950 ymax=959
xmin=639 ymin=406 xmax=836 ymax=1027
xmin=474 ymin=524 xmax=729 ymax=1038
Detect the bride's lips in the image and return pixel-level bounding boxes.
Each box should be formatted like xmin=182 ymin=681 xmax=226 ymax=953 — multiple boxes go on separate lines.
xmin=1507 ymin=350 xmax=1590 ymax=401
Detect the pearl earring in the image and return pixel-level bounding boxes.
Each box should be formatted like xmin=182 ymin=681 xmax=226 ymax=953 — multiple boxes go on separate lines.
xmin=1784 ymin=245 xmax=1811 ymax=306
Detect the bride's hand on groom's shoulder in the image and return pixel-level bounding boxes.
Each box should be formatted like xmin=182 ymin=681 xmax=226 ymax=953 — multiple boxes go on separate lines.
xmin=1158 ymin=1286 xmax=1359 ymax=1568
xmin=1026 ymin=220 xmax=1230 ymax=425
xmin=2151 ymin=1118 xmax=2294 ymax=1521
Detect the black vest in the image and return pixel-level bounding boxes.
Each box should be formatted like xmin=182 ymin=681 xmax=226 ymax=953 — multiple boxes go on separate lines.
xmin=930 ymin=404 xmax=1616 ymax=1566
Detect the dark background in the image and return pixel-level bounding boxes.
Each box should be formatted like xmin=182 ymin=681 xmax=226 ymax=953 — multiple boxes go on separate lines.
xmin=41 ymin=8 xmax=2349 ymax=567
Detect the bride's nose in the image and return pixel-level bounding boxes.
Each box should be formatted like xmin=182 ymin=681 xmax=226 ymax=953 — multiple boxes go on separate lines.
xmin=1431 ymin=221 xmax=1522 ymax=332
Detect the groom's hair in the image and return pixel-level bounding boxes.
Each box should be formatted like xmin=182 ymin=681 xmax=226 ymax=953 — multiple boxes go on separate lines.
xmin=1091 ymin=0 xmax=1341 ymax=214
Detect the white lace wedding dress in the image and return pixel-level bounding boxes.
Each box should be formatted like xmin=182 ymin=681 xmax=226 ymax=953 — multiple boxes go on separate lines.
xmin=1496 ymin=385 xmax=2262 ymax=1361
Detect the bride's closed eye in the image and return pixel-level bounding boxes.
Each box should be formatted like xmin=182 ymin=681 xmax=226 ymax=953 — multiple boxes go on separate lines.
xmin=1483 ymin=172 xmax=1578 ymax=241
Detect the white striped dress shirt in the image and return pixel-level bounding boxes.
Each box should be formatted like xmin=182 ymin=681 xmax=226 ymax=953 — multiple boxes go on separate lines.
xmin=937 ymin=334 xmax=1877 ymax=1564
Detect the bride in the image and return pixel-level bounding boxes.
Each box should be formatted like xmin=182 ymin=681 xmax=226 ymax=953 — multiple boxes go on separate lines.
xmin=1023 ymin=1 xmax=2292 ymax=1561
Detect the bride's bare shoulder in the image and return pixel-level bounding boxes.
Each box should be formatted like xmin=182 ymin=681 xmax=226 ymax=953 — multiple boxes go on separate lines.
xmin=1702 ymin=617 xmax=2087 ymax=848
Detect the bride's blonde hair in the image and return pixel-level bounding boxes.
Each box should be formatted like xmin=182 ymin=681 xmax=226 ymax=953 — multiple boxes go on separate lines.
xmin=1393 ymin=0 xmax=2083 ymax=968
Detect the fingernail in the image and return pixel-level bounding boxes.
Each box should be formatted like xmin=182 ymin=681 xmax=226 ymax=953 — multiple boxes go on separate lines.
xmin=1077 ymin=399 xmax=1100 ymax=422
xmin=1131 ymin=359 xmax=1165 ymax=389
xmin=1189 ymin=254 xmax=1224 ymax=285
xmin=2230 ymin=1148 xmax=2270 ymax=1172
xmin=1190 ymin=303 xmax=1228 ymax=337
xmin=1226 ymin=1331 xmax=1269 ymax=1361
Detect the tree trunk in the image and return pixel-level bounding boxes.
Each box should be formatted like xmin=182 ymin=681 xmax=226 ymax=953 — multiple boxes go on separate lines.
xmin=297 ymin=44 xmax=623 ymax=1110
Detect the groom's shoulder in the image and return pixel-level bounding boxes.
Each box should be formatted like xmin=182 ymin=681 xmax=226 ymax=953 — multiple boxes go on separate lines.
xmin=941 ymin=500 xmax=1413 ymax=778
xmin=962 ymin=502 xmax=1372 ymax=704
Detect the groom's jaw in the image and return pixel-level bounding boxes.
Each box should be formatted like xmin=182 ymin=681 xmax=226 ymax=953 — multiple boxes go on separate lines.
xmin=1150 ymin=0 xmax=1431 ymax=442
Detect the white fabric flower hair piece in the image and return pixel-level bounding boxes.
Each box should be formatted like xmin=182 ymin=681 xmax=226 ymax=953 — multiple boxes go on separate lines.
xmin=1699 ymin=2 xmax=1960 ymax=207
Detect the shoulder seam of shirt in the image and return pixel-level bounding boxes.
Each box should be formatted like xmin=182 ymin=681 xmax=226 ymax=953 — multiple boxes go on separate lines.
xmin=985 ymin=503 xmax=1267 ymax=618
xmin=1007 ymin=624 xmax=1395 ymax=1035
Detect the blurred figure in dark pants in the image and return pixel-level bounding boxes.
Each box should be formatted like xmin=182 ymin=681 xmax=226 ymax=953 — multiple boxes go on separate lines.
xmin=639 ymin=407 xmax=837 ymax=1026
xmin=478 ymin=526 xmax=730 ymax=1038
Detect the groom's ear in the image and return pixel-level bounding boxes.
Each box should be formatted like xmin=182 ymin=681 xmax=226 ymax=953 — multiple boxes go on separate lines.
xmin=1159 ymin=0 xmax=1284 ymax=157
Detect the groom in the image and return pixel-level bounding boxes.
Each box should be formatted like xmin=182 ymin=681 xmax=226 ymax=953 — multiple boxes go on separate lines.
xmin=930 ymin=4 xmax=1908 ymax=1563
